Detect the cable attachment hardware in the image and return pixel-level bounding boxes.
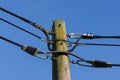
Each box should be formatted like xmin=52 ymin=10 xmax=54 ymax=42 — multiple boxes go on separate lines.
xmin=21 ymin=45 xmax=50 ymax=60
xmin=67 ymin=33 xmax=94 ymax=39
xmin=87 ymin=60 xmax=112 ymax=68
xmin=81 ymin=33 xmax=94 ymax=39
xmin=33 ymin=23 xmax=53 ymax=35
xmin=67 ymin=33 xmax=81 ymax=39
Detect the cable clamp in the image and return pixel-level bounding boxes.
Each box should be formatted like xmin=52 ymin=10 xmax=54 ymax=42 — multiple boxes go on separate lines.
xmin=67 ymin=33 xmax=81 ymax=38
xmin=81 ymin=33 xmax=94 ymax=39
xmin=21 ymin=45 xmax=50 ymax=60
xmin=87 ymin=60 xmax=112 ymax=68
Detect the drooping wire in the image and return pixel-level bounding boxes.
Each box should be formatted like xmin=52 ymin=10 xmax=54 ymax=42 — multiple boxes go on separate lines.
xmin=47 ymin=51 xmax=120 ymax=68
xmin=0 ymin=36 xmax=50 ymax=60
xmin=46 ymin=51 xmax=92 ymax=67
xmin=0 ymin=18 xmax=48 ymax=42
xmin=47 ymin=51 xmax=86 ymax=61
xmin=0 ymin=7 xmax=52 ymax=51
xmin=0 ymin=7 xmax=52 ymax=35
xmin=0 ymin=36 xmax=23 ymax=47
xmin=1 ymin=35 xmax=120 ymax=67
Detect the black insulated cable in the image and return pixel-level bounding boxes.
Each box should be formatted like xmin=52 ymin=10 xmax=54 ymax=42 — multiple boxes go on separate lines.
xmin=0 ymin=36 xmax=23 ymax=47
xmin=76 ymin=43 xmax=120 ymax=47
xmin=0 ymin=36 xmax=49 ymax=59
xmin=112 ymin=64 xmax=120 ymax=67
xmin=0 ymin=18 xmax=47 ymax=42
xmin=86 ymin=60 xmax=120 ymax=68
xmin=66 ymin=40 xmax=120 ymax=47
xmin=81 ymin=33 xmax=120 ymax=39
xmin=0 ymin=7 xmax=52 ymax=34
xmin=0 ymin=7 xmax=52 ymax=51
xmin=0 ymin=7 xmax=32 ymax=24
xmin=93 ymin=35 xmax=120 ymax=39
xmin=87 ymin=60 xmax=112 ymax=68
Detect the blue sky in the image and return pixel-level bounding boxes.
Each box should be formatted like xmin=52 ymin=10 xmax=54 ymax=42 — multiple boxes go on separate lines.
xmin=1 ymin=0 xmax=120 ymax=80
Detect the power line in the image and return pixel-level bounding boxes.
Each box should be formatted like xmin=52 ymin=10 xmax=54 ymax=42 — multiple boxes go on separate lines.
xmin=68 ymin=33 xmax=120 ymax=39
xmin=1 ymin=7 xmax=120 ymax=69
xmin=0 ymin=18 xmax=48 ymax=42
xmin=0 ymin=36 xmax=23 ymax=47
xmin=81 ymin=33 xmax=120 ymax=39
xmin=0 ymin=7 xmax=52 ymax=51
xmin=0 ymin=7 xmax=51 ymax=44
xmin=1 ymin=34 xmax=120 ymax=68
xmin=77 ymin=43 xmax=120 ymax=46
xmin=0 ymin=6 xmax=52 ymax=35
xmin=50 ymin=39 xmax=120 ymax=47
xmin=0 ymin=36 xmax=49 ymax=59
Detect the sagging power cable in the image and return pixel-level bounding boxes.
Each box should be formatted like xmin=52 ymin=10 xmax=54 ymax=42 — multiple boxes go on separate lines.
xmin=0 ymin=7 xmax=52 ymax=35
xmin=0 ymin=36 xmax=49 ymax=60
xmin=1 ymin=36 xmax=120 ymax=68
xmin=0 ymin=36 xmax=23 ymax=47
xmin=0 ymin=7 xmax=52 ymax=51
xmin=46 ymin=51 xmax=120 ymax=68
xmin=0 ymin=18 xmax=48 ymax=42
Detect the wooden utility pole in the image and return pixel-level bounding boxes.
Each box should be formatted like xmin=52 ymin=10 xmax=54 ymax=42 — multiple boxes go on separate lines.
xmin=52 ymin=20 xmax=71 ymax=80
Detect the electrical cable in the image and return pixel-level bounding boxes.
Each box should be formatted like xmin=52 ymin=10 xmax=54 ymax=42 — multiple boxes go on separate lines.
xmin=1 ymin=36 xmax=120 ymax=67
xmin=68 ymin=33 xmax=120 ymax=39
xmin=78 ymin=43 xmax=120 ymax=46
xmin=0 ymin=7 xmax=52 ymax=34
xmin=0 ymin=18 xmax=48 ymax=42
xmin=50 ymin=51 xmax=120 ymax=68
xmin=0 ymin=36 xmax=50 ymax=60
xmin=0 ymin=7 xmax=52 ymax=51
xmin=81 ymin=33 xmax=120 ymax=39
xmin=0 ymin=36 xmax=23 ymax=47
xmin=1 ymin=7 xmax=120 ymax=66
xmin=93 ymin=35 xmax=120 ymax=39
xmin=50 ymin=39 xmax=120 ymax=47
xmin=47 ymin=51 xmax=86 ymax=61
xmin=112 ymin=64 xmax=120 ymax=66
